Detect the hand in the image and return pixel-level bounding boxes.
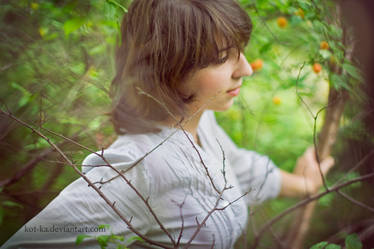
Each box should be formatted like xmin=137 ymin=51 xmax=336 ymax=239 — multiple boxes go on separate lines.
xmin=294 ymin=146 xmax=335 ymax=194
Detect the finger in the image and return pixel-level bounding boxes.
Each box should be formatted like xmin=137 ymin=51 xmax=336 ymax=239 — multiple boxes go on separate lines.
xmin=305 ymin=146 xmax=316 ymax=160
xmin=321 ymin=156 xmax=335 ymax=174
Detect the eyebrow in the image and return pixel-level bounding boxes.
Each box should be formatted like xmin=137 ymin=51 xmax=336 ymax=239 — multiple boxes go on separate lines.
xmin=218 ymin=46 xmax=241 ymax=60
xmin=218 ymin=46 xmax=232 ymax=52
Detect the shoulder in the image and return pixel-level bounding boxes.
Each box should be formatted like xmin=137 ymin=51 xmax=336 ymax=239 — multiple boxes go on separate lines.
xmin=81 ymin=131 xmax=202 ymax=193
xmin=81 ymin=133 xmax=160 ymax=174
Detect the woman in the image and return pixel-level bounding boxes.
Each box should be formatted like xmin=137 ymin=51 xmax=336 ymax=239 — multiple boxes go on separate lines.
xmin=1 ymin=0 xmax=334 ymax=248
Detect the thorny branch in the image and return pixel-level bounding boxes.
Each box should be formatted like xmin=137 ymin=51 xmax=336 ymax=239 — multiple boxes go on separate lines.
xmin=44 ymin=122 xmax=182 ymax=246
xmin=295 ymin=62 xmax=329 ymax=191
xmin=0 ymin=109 xmax=174 ymax=249
xmin=250 ymin=170 xmax=374 ymax=249
xmin=336 ymin=190 xmax=374 ymax=214
xmin=182 ymin=173 xmax=244 ymax=249
xmin=3 ymin=74 xmax=372 ymax=249
xmin=1 ymin=102 xmax=250 ymax=248
xmin=171 ymin=196 xmax=187 ymax=248
xmin=0 ymin=147 xmax=56 ymax=188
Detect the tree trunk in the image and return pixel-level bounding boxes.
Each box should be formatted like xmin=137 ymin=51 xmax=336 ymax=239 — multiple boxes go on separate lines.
xmin=285 ymin=1 xmax=355 ymax=246
xmin=286 ymin=88 xmax=349 ymax=249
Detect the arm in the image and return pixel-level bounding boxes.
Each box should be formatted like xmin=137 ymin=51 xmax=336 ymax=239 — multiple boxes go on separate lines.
xmin=203 ymin=111 xmax=282 ymax=205
xmin=1 ymin=149 xmax=151 ymax=249
xmin=279 ymin=147 xmax=335 ymax=198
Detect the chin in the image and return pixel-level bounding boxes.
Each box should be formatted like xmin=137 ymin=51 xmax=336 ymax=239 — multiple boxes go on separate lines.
xmin=210 ymin=98 xmax=234 ymax=112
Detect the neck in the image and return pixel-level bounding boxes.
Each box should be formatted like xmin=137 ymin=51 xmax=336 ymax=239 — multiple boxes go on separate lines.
xmin=159 ymin=110 xmax=204 ymax=144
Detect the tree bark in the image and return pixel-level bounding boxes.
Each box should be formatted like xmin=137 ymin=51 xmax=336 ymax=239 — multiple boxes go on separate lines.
xmin=285 ymin=1 xmax=355 ymax=246
xmin=286 ymin=88 xmax=349 ymax=249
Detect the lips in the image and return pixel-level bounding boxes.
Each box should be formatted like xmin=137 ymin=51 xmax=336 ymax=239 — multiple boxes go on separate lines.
xmin=227 ymin=85 xmax=241 ymax=96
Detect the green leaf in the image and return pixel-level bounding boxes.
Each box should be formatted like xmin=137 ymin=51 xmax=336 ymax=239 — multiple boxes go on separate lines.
xmin=2 ymin=200 xmax=23 ymax=209
xmin=319 ymin=49 xmax=331 ymax=60
xmin=345 ymin=234 xmax=362 ymax=249
xmin=326 ymin=244 xmax=342 ymax=249
xmin=344 ymin=172 xmax=362 ymax=189
xmin=75 ymin=234 xmax=92 ymax=245
xmin=342 ymin=63 xmax=363 ymax=82
xmin=106 ymin=0 xmax=127 ymax=12
xmin=111 ymin=235 xmax=125 ymax=241
xmin=126 ymin=236 xmax=144 ymax=244
xmin=11 ymin=82 xmax=33 ymax=107
xmin=117 ymin=244 xmax=129 ymax=249
xmin=70 ymin=62 xmax=86 ymax=75
xmin=318 ymin=191 xmax=335 ymax=207
xmin=97 ymin=235 xmax=110 ymax=249
xmin=63 ymin=18 xmax=85 ymax=36
xmin=260 ymin=43 xmax=272 ymax=53
xmin=19 ymin=94 xmax=34 ymax=108
xmin=310 ymin=241 xmax=328 ymax=249
xmin=24 ymin=137 xmax=51 ymax=150
xmin=98 ymin=224 xmax=110 ymax=230
xmin=330 ymin=73 xmax=349 ymax=90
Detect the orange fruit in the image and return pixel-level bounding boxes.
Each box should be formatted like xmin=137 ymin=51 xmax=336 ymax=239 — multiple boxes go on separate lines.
xmin=313 ymin=63 xmax=322 ymax=74
xmin=295 ymin=8 xmax=305 ymax=19
xmin=250 ymin=59 xmax=263 ymax=71
xmin=320 ymin=41 xmax=329 ymax=50
xmin=272 ymin=96 xmax=281 ymax=105
xmin=277 ymin=17 xmax=288 ymax=28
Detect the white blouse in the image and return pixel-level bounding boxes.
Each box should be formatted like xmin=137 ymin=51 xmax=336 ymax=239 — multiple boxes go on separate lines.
xmin=1 ymin=110 xmax=281 ymax=249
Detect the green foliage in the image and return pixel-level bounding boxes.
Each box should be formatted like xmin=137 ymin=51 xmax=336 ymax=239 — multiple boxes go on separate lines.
xmin=310 ymin=241 xmax=329 ymax=249
xmin=310 ymin=233 xmax=362 ymax=249
xmin=75 ymin=224 xmax=143 ymax=249
xmin=0 ymin=200 xmax=23 ymax=226
xmin=345 ymin=234 xmax=363 ymax=249
xmin=0 ymin=0 xmax=371 ymax=248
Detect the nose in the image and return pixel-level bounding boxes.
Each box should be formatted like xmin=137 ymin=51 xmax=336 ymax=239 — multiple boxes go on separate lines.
xmin=232 ymin=53 xmax=253 ymax=79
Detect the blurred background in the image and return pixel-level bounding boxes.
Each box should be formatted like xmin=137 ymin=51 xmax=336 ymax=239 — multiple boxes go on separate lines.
xmin=0 ymin=0 xmax=373 ymax=248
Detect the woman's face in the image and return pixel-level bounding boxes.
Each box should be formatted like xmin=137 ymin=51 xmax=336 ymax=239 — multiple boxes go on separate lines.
xmin=179 ymin=49 xmax=253 ymax=114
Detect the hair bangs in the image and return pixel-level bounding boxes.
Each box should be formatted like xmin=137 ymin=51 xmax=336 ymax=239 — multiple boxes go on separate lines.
xmin=189 ymin=0 xmax=252 ymax=68
xmin=111 ymin=0 xmax=253 ymax=134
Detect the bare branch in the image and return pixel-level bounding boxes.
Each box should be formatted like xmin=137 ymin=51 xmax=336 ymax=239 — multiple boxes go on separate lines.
xmin=0 ymin=109 xmax=174 ymax=249
xmin=171 ymin=196 xmax=187 ymax=248
xmin=0 ymin=147 xmax=55 ymax=188
xmin=336 ymin=190 xmax=374 ymax=214
xmin=250 ymin=171 xmax=374 ymax=249
xmin=179 ymin=126 xmax=221 ymax=194
xmin=295 ymin=62 xmax=330 ymax=191
xmin=181 ymin=131 xmax=249 ymax=248
xmin=209 ymin=234 xmax=215 ymax=249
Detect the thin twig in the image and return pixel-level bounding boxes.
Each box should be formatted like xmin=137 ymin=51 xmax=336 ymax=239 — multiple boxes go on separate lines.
xmin=179 ymin=126 xmax=221 ymax=194
xmin=336 ymin=190 xmax=374 ymax=214
xmin=295 ymin=62 xmax=330 ymax=191
xmin=0 ymin=147 xmax=55 ymax=188
xmin=251 ymin=171 xmax=374 ymax=249
xmin=181 ymin=129 xmax=249 ymax=248
xmin=172 ymin=196 xmax=187 ymax=248
xmin=0 ymin=109 xmax=174 ymax=249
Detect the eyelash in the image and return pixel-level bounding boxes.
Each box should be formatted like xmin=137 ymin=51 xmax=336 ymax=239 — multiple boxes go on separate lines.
xmin=216 ymin=55 xmax=229 ymax=64
xmin=215 ymin=47 xmax=242 ymax=65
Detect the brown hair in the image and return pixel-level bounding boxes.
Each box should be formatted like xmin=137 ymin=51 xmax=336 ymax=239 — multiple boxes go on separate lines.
xmin=111 ymin=0 xmax=252 ymax=134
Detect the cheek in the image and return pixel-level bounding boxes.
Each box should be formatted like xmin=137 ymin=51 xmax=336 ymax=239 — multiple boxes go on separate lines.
xmin=194 ymin=72 xmax=225 ymax=97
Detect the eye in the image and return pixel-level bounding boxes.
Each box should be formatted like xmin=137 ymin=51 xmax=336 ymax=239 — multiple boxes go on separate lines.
xmin=216 ymin=54 xmax=229 ymax=64
xmin=215 ymin=49 xmax=230 ymax=64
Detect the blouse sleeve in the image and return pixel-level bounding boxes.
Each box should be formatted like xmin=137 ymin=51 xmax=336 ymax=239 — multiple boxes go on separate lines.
xmin=1 ymin=148 xmax=152 ymax=249
xmin=205 ymin=111 xmax=282 ymax=206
